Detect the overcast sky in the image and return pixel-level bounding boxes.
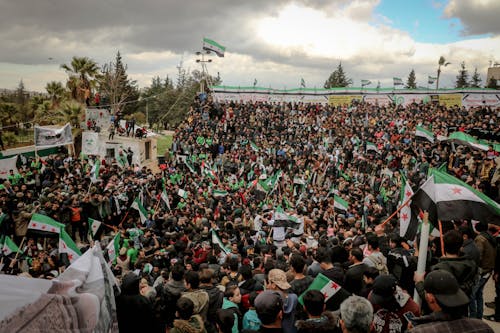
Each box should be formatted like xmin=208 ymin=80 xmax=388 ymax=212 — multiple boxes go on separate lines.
xmin=1 ymin=0 xmax=499 ymax=92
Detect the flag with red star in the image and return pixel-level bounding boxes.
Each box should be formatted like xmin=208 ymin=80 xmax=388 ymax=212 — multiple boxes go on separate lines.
xmin=28 ymin=213 xmax=65 ymax=234
xmin=411 ymin=168 xmax=500 ymax=227
xmin=298 ymin=273 xmax=344 ymax=305
xmin=59 ymin=230 xmax=81 ymax=264
xmin=399 ymin=174 xmax=419 ymax=240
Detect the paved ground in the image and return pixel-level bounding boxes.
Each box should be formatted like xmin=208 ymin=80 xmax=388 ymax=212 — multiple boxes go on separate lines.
xmin=483 ymin=277 xmax=500 ymax=331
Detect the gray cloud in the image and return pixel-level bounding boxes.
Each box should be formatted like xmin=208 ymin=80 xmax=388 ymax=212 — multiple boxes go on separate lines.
xmin=444 ymin=0 xmax=500 ymax=35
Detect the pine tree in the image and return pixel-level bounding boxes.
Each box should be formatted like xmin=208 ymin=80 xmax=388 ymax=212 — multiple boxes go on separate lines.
xmin=406 ymin=69 xmax=417 ymax=89
xmin=455 ymin=61 xmax=469 ymax=88
xmin=469 ymin=68 xmax=482 ymax=88
xmin=324 ymin=62 xmax=352 ymax=88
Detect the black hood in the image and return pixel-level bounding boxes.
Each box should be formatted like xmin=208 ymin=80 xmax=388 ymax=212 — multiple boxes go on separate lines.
xmin=121 ymin=272 xmax=140 ymax=295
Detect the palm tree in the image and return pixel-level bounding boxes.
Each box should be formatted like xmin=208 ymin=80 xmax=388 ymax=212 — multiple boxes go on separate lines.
xmin=34 ymin=101 xmax=53 ymax=125
xmin=45 ymin=81 xmax=66 ymax=108
xmin=60 ymin=57 xmax=101 ymax=103
xmin=0 ymin=103 xmax=20 ymax=127
xmin=55 ymin=101 xmax=85 ymax=128
xmin=436 ymin=56 xmax=451 ymax=90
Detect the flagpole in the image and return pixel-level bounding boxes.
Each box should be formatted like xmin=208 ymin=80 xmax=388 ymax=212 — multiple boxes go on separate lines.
xmin=378 ymin=194 xmax=414 ymax=227
xmin=12 ymin=236 xmax=26 ymax=262
xmin=414 ymin=211 xmax=430 ymax=306
xmin=438 ymin=220 xmax=444 ymax=255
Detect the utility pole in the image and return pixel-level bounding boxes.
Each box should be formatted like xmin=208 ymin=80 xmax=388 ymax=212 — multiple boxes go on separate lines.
xmin=196 ymin=51 xmax=212 ymax=93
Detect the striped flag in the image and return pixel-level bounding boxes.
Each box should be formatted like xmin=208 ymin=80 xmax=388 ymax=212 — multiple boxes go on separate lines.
xmin=211 ymin=230 xmax=230 ymax=254
xmin=415 ymin=126 xmax=435 ymax=143
xmin=184 ymin=159 xmax=197 ymax=174
xmin=202 ymin=38 xmax=226 ymax=57
xmin=213 ymin=189 xmax=229 ymax=198
xmin=298 ymin=273 xmax=343 ymax=305
xmin=161 ymin=190 xmax=171 ymax=211
xmin=393 ymin=77 xmax=403 ymax=86
xmin=334 ymin=195 xmax=349 ymax=212
xmin=88 ymin=218 xmax=102 ymax=237
xmin=250 ymin=141 xmax=259 ymax=152
xmin=131 ymin=197 xmax=148 ymax=224
xmin=273 ymin=207 xmax=301 ymax=229
xmin=300 ymin=78 xmax=306 ymax=88
xmin=366 ymin=141 xmax=379 ymax=153
xmin=399 ymin=175 xmax=418 ymax=240
xmin=28 ymin=213 xmax=64 ymax=234
xmin=361 ymin=79 xmax=371 ymax=86
xmin=428 ymin=76 xmax=437 ymax=84
xmin=447 ymin=131 xmax=490 ymax=151
xmin=178 ymin=188 xmax=188 ymax=199
xmin=2 ymin=236 xmax=20 ymax=256
xmin=106 ymin=233 xmax=121 ymax=263
xmin=411 ymin=168 xmax=500 ymax=228
xmin=59 ymin=230 xmax=82 ymax=263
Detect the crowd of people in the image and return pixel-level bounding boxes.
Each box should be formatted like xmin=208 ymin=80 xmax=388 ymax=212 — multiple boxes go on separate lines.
xmin=0 ymin=94 xmax=500 ymax=333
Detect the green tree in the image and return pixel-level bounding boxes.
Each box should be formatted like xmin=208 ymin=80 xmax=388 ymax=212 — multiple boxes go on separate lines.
xmin=16 ymin=80 xmax=30 ymax=126
xmin=61 ymin=56 xmax=101 ymax=102
xmin=99 ymin=51 xmax=138 ymax=114
xmin=487 ymin=77 xmax=499 ymax=89
xmin=436 ymin=56 xmax=451 ymax=89
xmin=324 ymin=62 xmax=352 ymax=88
xmin=45 ymin=81 xmax=66 ymax=108
xmin=455 ymin=61 xmax=469 ymax=88
xmin=54 ymin=101 xmax=85 ymax=128
xmin=469 ymin=68 xmax=482 ymax=88
xmin=0 ymin=103 xmax=19 ymax=128
xmin=406 ymin=69 xmax=417 ymax=89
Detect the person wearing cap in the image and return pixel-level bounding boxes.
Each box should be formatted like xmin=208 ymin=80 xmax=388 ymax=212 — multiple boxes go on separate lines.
xmin=265 ymin=269 xmax=298 ymax=333
xmin=410 ymin=270 xmax=493 ymax=333
xmin=254 ymin=290 xmax=284 ymax=333
xmin=368 ymin=274 xmax=420 ymax=333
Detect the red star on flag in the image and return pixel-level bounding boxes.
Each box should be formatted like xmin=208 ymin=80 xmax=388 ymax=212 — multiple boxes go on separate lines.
xmin=32 ymin=223 xmax=37 ymax=227
xmin=331 ymin=281 xmax=339 ymax=289
xmin=451 ymin=187 xmax=462 ymax=195
xmin=50 ymin=228 xmax=56 ymax=232
xmin=41 ymin=225 xmax=46 ymax=230
xmin=62 ymin=243 xmax=67 ymax=249
xmin=401 ymin=213 xmax=409 ymax=221
xmin=68 ymin=254 xmax=73 ymax=261
xmin=405 ymin=190 xmax=412 ymax=198
xmin=323 ymin=292 xmax=328 ymax=299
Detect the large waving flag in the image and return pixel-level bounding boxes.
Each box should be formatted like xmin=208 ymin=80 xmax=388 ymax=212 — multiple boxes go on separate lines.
xmin=59 ymin=230 xmax=82 ymax=263
xmin=399 ymin=175 xmax=419 ymax=240
xmin=393 ymin=77 xmax=403 ymax=86
xmin=28 ymin=213 xmax=64 ymax=234
xmin=131 ymin=197 xmax=148 ymax=224
xmin=366 ymin=141 xmax=379 ymax=154
xmin=415 ymin=126 xmax=435 ymax=143
xmin=272 ymin=207 xmax=301 ymax=229
xmin=411 ymin=168 xmax=500 ymax=226
xmin=203 ymin=38 xmax=226 ymax=57
xmin=446 ymin=131 xmax=489 ymax=151
xmin=161 ymin=190 xmax=171 ymax=211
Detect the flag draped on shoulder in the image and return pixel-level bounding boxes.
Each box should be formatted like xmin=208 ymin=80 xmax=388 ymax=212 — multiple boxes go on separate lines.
xmin=28 ymin=213 xmax=64 ymax=233
xmin=131 ymin=197 xmax=148 ymax=224
xmin=399 ymin=175 xmax=418 ymax=240
xmin=415 ymin=126 xmax=435 ymax=143
xmin=202 ymin=38 xmax=226 ymax=57
xmin=59 ymin=230 xmax=82 ymax=263
xmin=411 ymin=168 xmax=500 ymax=227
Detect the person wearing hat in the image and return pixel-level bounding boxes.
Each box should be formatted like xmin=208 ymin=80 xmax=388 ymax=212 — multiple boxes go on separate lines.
xmin=368 ymin=274 xmax=420 ymax=333
xmin=265 ymin=269 xmax=298 ymax=333
xmin=410 ymin=270 xmax=493 ymax=333
xmin=254 ymin=290 xmax=284 ymax=332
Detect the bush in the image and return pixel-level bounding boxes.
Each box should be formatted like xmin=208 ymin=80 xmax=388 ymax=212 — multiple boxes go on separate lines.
xmin=2 ymin=132 xmax=17 ymax=147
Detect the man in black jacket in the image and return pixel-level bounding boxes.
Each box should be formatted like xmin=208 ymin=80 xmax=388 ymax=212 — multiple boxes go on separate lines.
xmin=344 ymin=247 xmax=368 ymax=295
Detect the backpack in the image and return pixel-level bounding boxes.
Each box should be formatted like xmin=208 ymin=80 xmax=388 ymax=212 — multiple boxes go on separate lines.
xmin=368 ymin=254 xmax=389 ymax=275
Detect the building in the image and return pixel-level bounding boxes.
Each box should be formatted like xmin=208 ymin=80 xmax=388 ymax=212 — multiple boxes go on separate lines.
xmin=486 ymin=65 xmax=500 ymax=85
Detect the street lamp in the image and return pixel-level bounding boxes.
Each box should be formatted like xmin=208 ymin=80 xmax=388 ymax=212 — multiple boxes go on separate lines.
xmin=195 ymin=51 xmax=212 ymax=93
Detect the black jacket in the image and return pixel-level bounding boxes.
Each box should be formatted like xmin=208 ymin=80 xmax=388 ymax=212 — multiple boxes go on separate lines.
xmin=296 ymin=311 xmax=341 ymax=333
xmin=344 ymin=263 xmax=368 ymax=295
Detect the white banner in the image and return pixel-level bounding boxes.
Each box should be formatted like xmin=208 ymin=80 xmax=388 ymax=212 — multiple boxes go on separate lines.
xmin=34 ymin=123 xmax=73 ymax=148
xmin=462 ymin=93 xmax=500 ymax=108
xmin=81 ymin=131 xmax=100 ymax=155
xmin=0 ymin=155 xmax=18 ymax=178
